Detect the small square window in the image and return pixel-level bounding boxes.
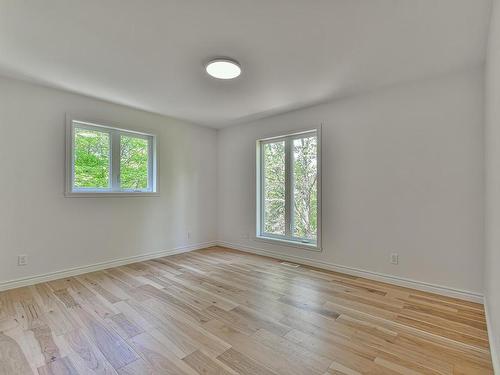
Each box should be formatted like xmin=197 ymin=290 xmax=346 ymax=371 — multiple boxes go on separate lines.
xmin=66 ymin=118 xmax=158 ymax=196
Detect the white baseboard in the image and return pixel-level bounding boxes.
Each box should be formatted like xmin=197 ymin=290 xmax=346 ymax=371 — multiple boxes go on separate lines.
xmin=217 ymin=240 xmax=484 ymax=304
xmin=484 ymin=297 xmax=500 ymax=374
xmin=0 ymin=239 xmax=484 ymax=304
xmin=0 ymin=241 xmax=216 ymax=292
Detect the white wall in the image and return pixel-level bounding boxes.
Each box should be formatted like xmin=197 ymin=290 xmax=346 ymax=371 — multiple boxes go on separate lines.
xmin=0 ymin=76 xmax=217 ymax=286
xmin=485 ymin=0 xmax=500 ymax=371
xmin=217 ymin=68 xmax=484 ymax=298
xmin=0 ymin=66 xmax=486 ymax=304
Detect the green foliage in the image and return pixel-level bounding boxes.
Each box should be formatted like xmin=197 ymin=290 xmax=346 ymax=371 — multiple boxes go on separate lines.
xmin=74 ymin=128 xmax=110 ymax=188
xmin=263 ymin=141 xmax=286 ymax=234
xmin=293 ymin=136 xmax=317 ymax=240
xmin=120 ymin=136 xmax=148 ymax=190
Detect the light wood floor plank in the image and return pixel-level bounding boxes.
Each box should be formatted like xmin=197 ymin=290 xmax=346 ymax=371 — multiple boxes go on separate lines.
xmin=0 ymin=246 xmax=494 ymax=374
xmin=0 ymin=332 xmax=33 ymax=375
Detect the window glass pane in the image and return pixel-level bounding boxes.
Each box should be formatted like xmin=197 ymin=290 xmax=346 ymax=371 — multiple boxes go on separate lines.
xmin=74 ymin=127 xmax=110 ymax=189
xmin=292 ymin=135 xmax=318 ymax=242
xmin=120 ymin=135 xmax=149 ymax=190
xmin=263 ymin=141 xmax=286 ymax=235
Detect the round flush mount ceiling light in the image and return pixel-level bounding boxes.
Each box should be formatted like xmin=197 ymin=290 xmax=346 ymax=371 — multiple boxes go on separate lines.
xmin=205 ymin=58 xmax=241 ymax=79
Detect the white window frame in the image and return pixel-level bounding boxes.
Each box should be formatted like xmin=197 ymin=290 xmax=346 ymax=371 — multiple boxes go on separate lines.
xmin=65 ymin=116 xmax=159 ymax=197
xmin=256 ymin=127 xmax=322 ymax=251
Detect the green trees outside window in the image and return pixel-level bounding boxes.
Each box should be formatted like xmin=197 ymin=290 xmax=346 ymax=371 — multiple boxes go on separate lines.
xmin=74 ymin=128 xmax=110 ymax=188
xmin=120 ymin=135 xmax=149 ymax=190
xmin=263 ymin=141 xmax=286 ymax=235
xmin=292 ymin=135 xmax=318 ymax=241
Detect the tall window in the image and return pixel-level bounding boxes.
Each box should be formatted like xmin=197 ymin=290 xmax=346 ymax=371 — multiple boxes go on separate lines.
xmin=257 ymin=129 xmax=321 ymax=249
xmin=66 ymin=119 xmax=158 ymax=195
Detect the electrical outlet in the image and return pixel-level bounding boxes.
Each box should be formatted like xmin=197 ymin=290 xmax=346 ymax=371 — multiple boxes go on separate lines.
xmin=18 ymin=254 xmax=28 ymax=266
xmin=390 ymin=253 xmax=399 ymax=265
xmin=187 ymin=231 xmax=191 ymax=240
xmin=242 ymin=233 xmax=249 ymax=239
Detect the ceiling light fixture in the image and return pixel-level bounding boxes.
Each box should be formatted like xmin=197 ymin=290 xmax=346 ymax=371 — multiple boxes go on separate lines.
xmin=205 ymin=58 xmax=241 ymax=79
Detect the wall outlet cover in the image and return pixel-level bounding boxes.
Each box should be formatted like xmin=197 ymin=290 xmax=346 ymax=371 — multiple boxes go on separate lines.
xmin=390 ymin=253 xmax=399 ymax=265
xmin=18 ymin=255 xmax=28 ymax=266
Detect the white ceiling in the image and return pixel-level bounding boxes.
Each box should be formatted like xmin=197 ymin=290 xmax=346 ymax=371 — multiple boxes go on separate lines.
xmin=0 ymin=0 xmax=492 ymax=128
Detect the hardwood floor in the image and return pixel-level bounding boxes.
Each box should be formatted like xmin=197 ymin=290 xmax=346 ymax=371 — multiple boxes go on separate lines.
xmin=0 ymin=246 xmax=494 ymax=374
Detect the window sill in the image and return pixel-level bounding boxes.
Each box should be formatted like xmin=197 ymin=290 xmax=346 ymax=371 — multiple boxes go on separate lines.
xmin=255 ymin=235 xmax=322 ymax=252
xmin=65 ymin=191 xmax=160 ymax=198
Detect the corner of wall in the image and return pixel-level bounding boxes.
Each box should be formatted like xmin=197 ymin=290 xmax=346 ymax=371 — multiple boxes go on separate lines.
xmin=484 ymin=297 xmax=500 ymax=374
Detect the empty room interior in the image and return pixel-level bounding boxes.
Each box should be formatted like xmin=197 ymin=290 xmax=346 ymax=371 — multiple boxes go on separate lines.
xmin=1 ymin=0 xmax=500 ymax=374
